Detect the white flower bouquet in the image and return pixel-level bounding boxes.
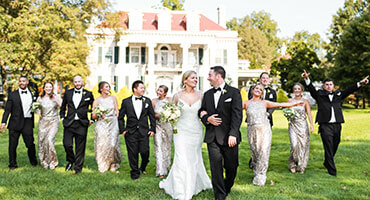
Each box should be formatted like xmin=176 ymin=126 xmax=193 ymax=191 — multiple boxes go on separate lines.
xmin=160 ymin=102 xmax=182 ymax=134
xmin=282 ymin=108 xmax=297 ymax=121
xmin=94 ymin=104 xmax=109 ymax=123
xmin=30 ymin=102 xmax=42 ymax=113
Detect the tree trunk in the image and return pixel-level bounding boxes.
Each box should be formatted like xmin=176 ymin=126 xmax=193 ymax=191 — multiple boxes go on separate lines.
xmin=363 ymin=97 xmax=366 ymax=109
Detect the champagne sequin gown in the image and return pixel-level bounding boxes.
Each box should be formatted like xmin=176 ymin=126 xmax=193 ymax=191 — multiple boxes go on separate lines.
xmin=246 ymin=101 xmax=272 ymax=186
xmin=94 ymin=96 xmax=122 ymax=173
xmin=154 ymin=98 xmax=173 ymax=177
xmin=288 ymin=99 xmax=310 ymax=172
xmin=38 ymin=96 xmax=61 ymax=169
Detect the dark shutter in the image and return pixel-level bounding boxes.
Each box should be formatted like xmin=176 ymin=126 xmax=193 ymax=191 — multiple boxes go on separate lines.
xmin=114 ymin=46 xmax=119 ymax=64
xmin=126 ymin=47 xmax=130 ymax=63
xmin=199 ymin=48 xmax=204 ymax=65
xmin=141 ymin=47 xmax=146 ymax=64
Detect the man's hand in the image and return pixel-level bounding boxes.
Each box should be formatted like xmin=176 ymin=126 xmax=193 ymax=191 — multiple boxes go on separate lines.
xmin=228 ymin=135 xmax=237 ymax=147
xmin=207 ymin=114 xmax=222 ymax=126
xmin=148 ymin=131 xmax=155 ymax=137
xmin=360 ymin=75 xmax=369 ymax=85
xmin=301 ymin=70 xmax=310 ymax=80
xmin=121 ymin=131 xmax=128 ymax=136
xmin=0 ymin=124 xmax=6 ymax=133
xmin=200 ymin=111 xmax=208 ymax=118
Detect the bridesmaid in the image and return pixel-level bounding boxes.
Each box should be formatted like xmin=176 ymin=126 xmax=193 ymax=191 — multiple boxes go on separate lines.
xmin=92 ymin=81 xmax=122 ymax=173
xmin=152 ymin=85 xmax=173 ymax=178
xmin=243 ymin=83 xmax=303 ymax=186
xmin=288 ymin=83 xmax=314 ymax=173
xmin=37 ymin=82 xmax=62 ymax=170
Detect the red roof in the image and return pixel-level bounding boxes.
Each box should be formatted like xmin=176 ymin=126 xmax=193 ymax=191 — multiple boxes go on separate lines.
xmin=98 ymin=11 xmax=226 ymax=31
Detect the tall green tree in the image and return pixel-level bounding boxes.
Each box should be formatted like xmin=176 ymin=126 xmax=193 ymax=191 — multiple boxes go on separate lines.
xmin=270 ymin=41 xmax=323 ymax=93
xmin=250 ymin=11 xmax=280 ymax=49
xmin=161 ymin=0 xmax=184 ymax=10
xmin=330 ymin=9 xmax=370 ymax=108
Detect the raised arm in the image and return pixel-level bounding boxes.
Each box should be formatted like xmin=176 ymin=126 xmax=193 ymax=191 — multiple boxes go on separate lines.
xmin=265 ymin=100 xmax=304 ymax=109
xmin=302 ymin=69 xmax=318 ymax=100
xmin=340 ymin=75 xmax=369 ymax=100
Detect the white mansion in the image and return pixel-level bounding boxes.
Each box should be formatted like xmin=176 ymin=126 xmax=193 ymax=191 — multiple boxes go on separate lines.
xmin=85 ymin=8 xmax=266 ymax=97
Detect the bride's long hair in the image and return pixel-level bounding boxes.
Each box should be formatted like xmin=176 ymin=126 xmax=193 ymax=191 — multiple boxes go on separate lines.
xmin=181 ymin=70 xmax=197 ymax=89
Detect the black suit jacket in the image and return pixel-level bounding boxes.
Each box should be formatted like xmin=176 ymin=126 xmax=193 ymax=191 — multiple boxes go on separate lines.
xmin=248 ymin=85 xmax=276 ymax=126
xmin=199 ymin=84 xmax=243 ymax=145
xmin=1 ymin=89 xmax=36 ymax=131
xmin=118 ymin=96 xmax=156 ymax=137
xmin=306 ymin=82 xmax=359 ymax=124
xmin=60 ymin=88 xmax=94 ymax=127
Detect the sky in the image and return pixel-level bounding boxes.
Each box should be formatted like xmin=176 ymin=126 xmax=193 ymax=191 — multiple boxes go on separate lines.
xmin=111 ymin=0 xmax=346 ymax=40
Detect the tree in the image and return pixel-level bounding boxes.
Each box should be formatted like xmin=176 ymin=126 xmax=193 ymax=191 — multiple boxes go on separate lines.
xmin=270 ymin=41 xmax=323 ymax=93
xmin=250 ymin=11 xmax=280 ymax=49
xmin=292 ymin=31 xmax=326 ymax=55
xmin=161 ymin=0 xmax=184 ymax=10
xmin=330 ymin=9 xmax=370 ymax=108
xmin=227 ymin=14 xmax=276 ymax=69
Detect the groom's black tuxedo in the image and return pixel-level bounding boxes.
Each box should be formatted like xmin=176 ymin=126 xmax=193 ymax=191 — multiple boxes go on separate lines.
xmin=118 ymin=96 xmax=156 ymax=179
xmin=2 ymin=89 xmax=37 ymax=168
xmin=60 ymin=88 xmax=94 ymax=173
xmin=199 ymin=83 xmax=242 ymax=200
xmin=306 ymin=81 xmax=360 ymax=176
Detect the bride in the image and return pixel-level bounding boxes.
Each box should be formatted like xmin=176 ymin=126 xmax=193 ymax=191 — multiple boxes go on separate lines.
xmin=159 ymin=70 xmax=212 ymax=200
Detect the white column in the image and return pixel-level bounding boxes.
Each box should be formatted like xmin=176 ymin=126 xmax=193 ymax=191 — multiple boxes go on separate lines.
xmin=181 ymin=43 xmax=191 ymax=72
xmin=147 ymin=42 xmax=157 ymax=97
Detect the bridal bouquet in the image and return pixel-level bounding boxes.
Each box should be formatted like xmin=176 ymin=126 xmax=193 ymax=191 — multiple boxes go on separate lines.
xmin=282 ymin=108 xmax=297 ymax=121
xmin=30 ymin=102 xmax=42 ymax=113
xmin=160 ymin=102 xmax=182 ymax=134
xmin=94 ymin=104 xmax=109 ymax=123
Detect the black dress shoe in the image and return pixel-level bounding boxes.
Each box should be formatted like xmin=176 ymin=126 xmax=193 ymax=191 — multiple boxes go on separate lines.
xmin=65 ymin=163 xmax=73 ymax=171
xmin=249 ymin=158 xmax=253 ymax=169
xmin=9 ymin=166 xmax=18 ymax=171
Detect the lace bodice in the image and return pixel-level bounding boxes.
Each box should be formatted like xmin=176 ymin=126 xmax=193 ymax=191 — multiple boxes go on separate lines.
xmin=40 ymin=96 xmax=60 ymax=118
xmin=176 ymin=99 xmax=202 ymax=132
xmin=98 ymin=96 xmax=116 ymax=118
xmin=246 ymin=101 xmax=270 ymax=126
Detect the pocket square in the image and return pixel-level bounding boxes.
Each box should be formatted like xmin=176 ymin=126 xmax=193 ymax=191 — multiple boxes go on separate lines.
xmin=145 ymin=103 xmax=149 ymax=108
xmin=84 ymin=97 xmax=90 ymax=101
xmin=337 ymin=92 xmax=341 ymax=96
xmin=224 ymin=98 xmax=232 ymax=102
xmin=269 ymin=94 xmax=274 ymax=99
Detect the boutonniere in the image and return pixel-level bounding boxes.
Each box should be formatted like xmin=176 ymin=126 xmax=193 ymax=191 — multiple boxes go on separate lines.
xmin=142 ymin=97 xmax=146 ymax=102
xmin=222 ymin=89 xmax=227 ymax=95
xmin=83 ymin=91 xmax=86 ymax=96
xmin=266 ymin=88 xmax=270 ymax=94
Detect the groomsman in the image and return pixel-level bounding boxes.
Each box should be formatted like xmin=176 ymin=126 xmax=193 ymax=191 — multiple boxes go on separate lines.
xmin=247 ymin=72 xmax=276 ymax=169
xmin=118 ymin=80 xmax=156 ymax=180
xmin=60 ymin=76 xmax=94 ymax=174
xmin=302 ymin=70 xmax=369 ymax=176
xmin=1 ymin=76 xmax=37 ymax=170
xmin=199 ymin=66 xmax=243 ymax=200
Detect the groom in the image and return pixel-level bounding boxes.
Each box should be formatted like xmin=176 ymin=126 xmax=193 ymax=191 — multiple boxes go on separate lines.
xmin=199 ymin=66 xmax=243 ymax=200
xmin=118 ymin=80 xmax=155 ymax=180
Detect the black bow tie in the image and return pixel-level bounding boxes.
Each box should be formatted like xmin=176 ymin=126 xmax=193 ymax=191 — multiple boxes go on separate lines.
xmin=214 ymin=88 xmax=222 ymax=93
xmin=74 ymin=91 xmax=81 ymax=94
xmin=135 ymin=96 xmax=143 ymax=101
xmin=21 ymin=91 xmax=27 ymax=94
xmin=328 ymin=91 xmax=334 ymax=95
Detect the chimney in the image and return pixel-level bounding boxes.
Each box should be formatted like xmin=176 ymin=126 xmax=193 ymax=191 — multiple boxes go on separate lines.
xmin=128 ymin=9 xmax=143 ymax=30
xmin=186 ymin=11 xmax=200 ymax=32
xmin=217 ymin=5 xmax=226 ymax=28
xmin=158 ymin=10 xmax=172 ymax=31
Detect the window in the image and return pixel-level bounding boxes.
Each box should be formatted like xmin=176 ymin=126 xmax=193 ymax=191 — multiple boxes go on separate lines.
xmin=113 ymin=76 xmax=118 ymax=92
xmin=215 ymin=49 xmax=222 ymax=64
xmin=130 ymin=47 xmax=140 ymax=63
xmin=188 ymin=49 xmax=198 ymax=66
xmin=125 ymin=76 xmax=129 ymax=87
xmin=105 ymin=47 xmax=113 ymax=63
xmin=223 ymin=49 xmax=228 ymax=65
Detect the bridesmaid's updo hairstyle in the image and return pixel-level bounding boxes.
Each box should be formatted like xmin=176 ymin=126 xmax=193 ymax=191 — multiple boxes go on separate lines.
xmin=158 ymin=85 xmax=169 ymax=94
xmin=181 ymin=70 xmax=197 ymax=88
xmin=250 ymin=82 xmax=264 ymax=99
xmin=41 ymin=81 xmax=54 ymax=98
xmin=293 ymin=83 xmax=305 ymax=92
xmin=98 ymin=81 xmax=110 ymax=94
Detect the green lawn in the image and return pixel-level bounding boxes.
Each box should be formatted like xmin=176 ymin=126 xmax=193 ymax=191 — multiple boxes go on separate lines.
xmin=0 ymin=109 xmax=369 ymax=200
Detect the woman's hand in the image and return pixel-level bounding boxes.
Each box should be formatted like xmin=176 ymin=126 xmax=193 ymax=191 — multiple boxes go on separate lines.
xmin=310 ymin=124 xmax=314 ymax=133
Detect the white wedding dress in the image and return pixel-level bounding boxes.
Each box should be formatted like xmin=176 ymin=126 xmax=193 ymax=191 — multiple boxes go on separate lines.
xmin=159 ymin=98 xmax=212 ymax=200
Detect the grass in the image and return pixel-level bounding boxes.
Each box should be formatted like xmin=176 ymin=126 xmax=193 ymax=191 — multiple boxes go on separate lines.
xmin=0 ymin=109 xmax=369 ymax=199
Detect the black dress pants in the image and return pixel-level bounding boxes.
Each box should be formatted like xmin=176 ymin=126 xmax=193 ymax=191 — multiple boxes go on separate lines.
xmin=207 ymin=141 xmax=239 ymax=200
xmin=8 ymin=118 xmax=37 ymax=168
xmin=63 ymin=120 xmax=88 ymax=172
xmin=319 ymin=123 xmax=342 ymax=176
xmin=125 ymin=131 xmax=150 ymax=180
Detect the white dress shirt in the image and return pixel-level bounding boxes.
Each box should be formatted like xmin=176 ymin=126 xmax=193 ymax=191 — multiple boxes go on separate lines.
xmin=19 ymin=88 xmax=33 ymax=118
xmin=214 ymin=82 xmax=226 ymax=109
xmin=73 ymin=88 xmax=83 ymax=120
xmin=132 ymin=95 xmax=143 ymax=119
